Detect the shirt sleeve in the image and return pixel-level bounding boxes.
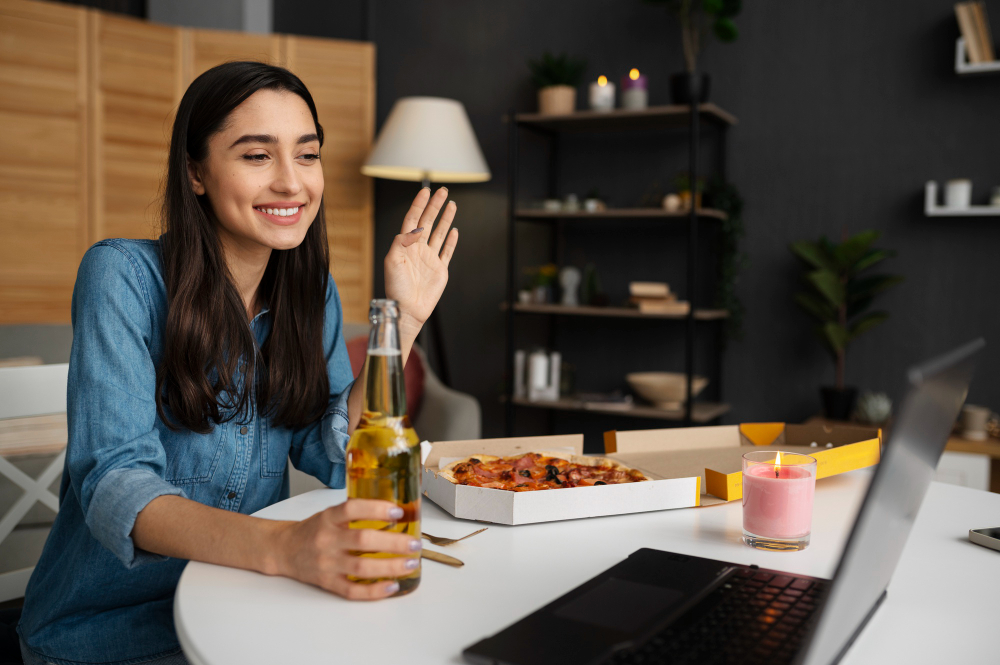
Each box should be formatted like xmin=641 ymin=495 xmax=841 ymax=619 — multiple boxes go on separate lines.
xmin=66 ymin=243 xmax=186 ymax=569
xmin=288 ymin=277 xmax=356 ymax=488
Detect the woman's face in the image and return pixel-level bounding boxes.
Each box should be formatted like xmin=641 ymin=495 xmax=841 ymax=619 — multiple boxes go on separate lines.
xmin=188 ymin=89 xmax=324 ymax=256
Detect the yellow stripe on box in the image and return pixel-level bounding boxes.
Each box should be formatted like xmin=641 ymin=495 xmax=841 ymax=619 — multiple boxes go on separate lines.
xmin=740 ymin=422 xmax=785 ymax=447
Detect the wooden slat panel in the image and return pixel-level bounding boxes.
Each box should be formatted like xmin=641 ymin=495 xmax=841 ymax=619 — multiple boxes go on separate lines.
xmin=90 ymin=12 xmax=180 ymax=242
xmin=285 ymin=36 xmax=375 ymax=323
xmin=187 ymin=28 xmax=284 ymax=83
xmin=0 ymin=0 xmax=88 ymax=324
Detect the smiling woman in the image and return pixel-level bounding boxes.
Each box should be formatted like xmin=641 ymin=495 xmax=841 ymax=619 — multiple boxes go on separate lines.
xmin=17 ymin=62 xmax=459 ymax=665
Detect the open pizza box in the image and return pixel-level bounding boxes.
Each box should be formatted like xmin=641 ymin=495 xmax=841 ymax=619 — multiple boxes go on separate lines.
xmin=604 ymin=422 xmax=883 ymax=506
xmin=422 ymin=434 xmax=702 ymax=525
xmin=422 ymin=423 xmax=882 ymax=524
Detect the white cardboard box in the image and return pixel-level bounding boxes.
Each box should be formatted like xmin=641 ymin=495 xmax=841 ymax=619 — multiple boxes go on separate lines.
xmin=422 ymin=434 xmax=701 ymax=525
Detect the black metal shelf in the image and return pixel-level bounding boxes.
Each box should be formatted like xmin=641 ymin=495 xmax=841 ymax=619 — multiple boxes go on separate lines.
xmin=504 ymin=92 xmax=735 ymax=434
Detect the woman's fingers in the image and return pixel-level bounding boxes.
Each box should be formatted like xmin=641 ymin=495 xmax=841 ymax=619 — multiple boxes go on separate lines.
xmin=428 ymin=200 xmax=457 ymax=252
xmin=335 ymin=553 xmax=420 ymax=580
xmin=417 ymin=187 xmax=449 ymax=241
xmin=400 ymin=187 xmax=431 ymax=234
xmin=439 ymin=228 xmax=459 ymax=267
xmin=342 ymin=527 xmax=421 ymax=555
xmin=324 ymin=575 xmax=402 ymax=601
xmin=325 ymin=499 xmax=403 ymax=525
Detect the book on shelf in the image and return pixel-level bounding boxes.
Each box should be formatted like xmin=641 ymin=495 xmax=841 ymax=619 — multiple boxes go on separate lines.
xmin=974 ymin=1 xmax=995 ymax=61
xmin=956 ymin=1 xmax=995 ymax=63
xmin=629 ymin=281 xmax=671 ymax=298
xmin=629 ymin=298 xmax=691 ymax=315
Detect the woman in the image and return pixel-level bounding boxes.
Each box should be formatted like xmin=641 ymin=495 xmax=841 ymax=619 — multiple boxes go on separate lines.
xmin=17 ymin=61 xmax=458 ymax=665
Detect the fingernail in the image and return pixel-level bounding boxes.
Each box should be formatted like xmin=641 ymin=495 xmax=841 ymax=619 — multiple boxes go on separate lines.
xmin=388 ymin=507 xmax=404 ymax=519
xmin=408 ymin=539 xmax=422 ymax=552
xmin=384 ymin=581 xmax=400 ymax=594
xmin=405 ymin=558 xmax=420 ymax=570
xmin=449 ymin=200 xmax=456 ymax=207
xmin=421 ymin=186 xmax=430 ymax=191
xmin=408 ymin=227 xmax=424 ymax=235
xmin=440 ymin=186 xmax=449 ymax=193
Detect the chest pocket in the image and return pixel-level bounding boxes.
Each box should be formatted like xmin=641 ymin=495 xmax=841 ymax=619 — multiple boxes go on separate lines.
xmin=260 ymin=422 xmax=290 ymax=478
xmin=164 ymin=423 xmax=227 ymax=485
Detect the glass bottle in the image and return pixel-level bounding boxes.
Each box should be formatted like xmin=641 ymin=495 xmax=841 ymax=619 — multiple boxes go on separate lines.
xmin=346 ymin=299 xmax=421 ymax=595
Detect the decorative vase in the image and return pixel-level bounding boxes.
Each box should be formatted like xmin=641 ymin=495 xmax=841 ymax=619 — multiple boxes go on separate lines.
xmin=538 ymin=85 xmax=575 ymax=116
xmin=669 ymin=73 xmax=711 ymax=105
xmin=820 ymin=386 xmax=858 ymax=422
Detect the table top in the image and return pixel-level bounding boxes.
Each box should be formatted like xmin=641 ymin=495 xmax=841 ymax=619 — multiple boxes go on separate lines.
xmin=174 ymin=470 xmax=1000 ymax=665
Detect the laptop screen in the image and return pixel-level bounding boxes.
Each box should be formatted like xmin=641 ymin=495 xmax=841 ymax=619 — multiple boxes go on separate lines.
xmin=799 ymin=339 xmax=982 ymax=665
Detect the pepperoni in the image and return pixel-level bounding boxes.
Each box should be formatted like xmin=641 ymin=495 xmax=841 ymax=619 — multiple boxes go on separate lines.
xmin=473 ymin=465 xmax=499 ymax=478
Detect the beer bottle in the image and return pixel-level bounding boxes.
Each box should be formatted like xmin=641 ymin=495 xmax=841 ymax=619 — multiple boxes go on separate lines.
xmin=346 ymin=299 xmax=421 ymax=595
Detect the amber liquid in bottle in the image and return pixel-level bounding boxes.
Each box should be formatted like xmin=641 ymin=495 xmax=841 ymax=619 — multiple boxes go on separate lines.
xmin=346 ymin=300 xmax=421 ymax=595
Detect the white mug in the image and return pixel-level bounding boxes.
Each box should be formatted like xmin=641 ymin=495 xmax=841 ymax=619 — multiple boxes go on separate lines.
xmin=944 ymin=179 xmax=972 ymax=209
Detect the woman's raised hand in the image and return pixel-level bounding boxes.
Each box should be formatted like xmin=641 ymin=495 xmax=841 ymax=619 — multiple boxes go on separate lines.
xmin=384 ymin=187 xmax=458 ymax=334
xmin=273 ymin=499 xmax=420 ymax=600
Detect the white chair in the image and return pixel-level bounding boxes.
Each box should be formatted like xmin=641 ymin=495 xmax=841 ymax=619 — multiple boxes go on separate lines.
xmin=0 ymin=363 xmax=69 ymax=602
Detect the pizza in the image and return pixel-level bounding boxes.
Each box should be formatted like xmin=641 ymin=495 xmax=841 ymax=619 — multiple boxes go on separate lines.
xmin=438 ymin=452 xmax=649 ymax=491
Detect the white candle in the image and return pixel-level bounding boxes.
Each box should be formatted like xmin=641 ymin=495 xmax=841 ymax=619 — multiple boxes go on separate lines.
xmin=589 ymin=76 xmax=615 ymax=112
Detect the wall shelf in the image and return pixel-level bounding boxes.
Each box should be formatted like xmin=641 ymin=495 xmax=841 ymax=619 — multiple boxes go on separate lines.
xmin=508 ymin=396 xmax=731 ymax=423
xmin=515 ymin=208 xmax=727 ymax=221
xmin=924 ymin=181 xmax=1000 ymax=217
xmin=955 ymin=38 xmax=1000 ymax=76
xmin=504 ymin=302 xmax=729 ymax=320
xmin=514 ymin=103 xmax=738 ymax=132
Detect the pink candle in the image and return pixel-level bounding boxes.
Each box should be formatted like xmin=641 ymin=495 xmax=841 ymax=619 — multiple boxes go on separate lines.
xmin=742 ymin=452 xmax=817 ymax=549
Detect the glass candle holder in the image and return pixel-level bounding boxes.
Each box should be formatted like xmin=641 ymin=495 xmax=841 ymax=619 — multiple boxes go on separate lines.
xmin=742 ymin=451 xmax=817 ymax=552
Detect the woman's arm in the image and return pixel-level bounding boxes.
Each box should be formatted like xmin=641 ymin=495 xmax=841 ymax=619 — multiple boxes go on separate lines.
xmin=132 ymin=495 xmax=417 ymax=599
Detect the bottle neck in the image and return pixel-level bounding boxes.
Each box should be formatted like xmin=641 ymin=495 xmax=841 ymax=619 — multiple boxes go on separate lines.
xmin=363 ymin=314 xmax=406 ymax=418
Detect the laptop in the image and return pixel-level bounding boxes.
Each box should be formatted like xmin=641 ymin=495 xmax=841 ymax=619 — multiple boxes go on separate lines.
xmin=464 ymin=339 xmax=984 ymax=665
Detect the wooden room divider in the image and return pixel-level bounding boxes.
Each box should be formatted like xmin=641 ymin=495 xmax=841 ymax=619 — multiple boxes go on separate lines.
xmin=0 ymin=0 xmax=374 ymax=324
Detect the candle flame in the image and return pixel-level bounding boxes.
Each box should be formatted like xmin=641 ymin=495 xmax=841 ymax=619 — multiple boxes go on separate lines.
xmin=598 ymin=75 xmax=608 ymax=86
xmin=775 ymin=451 xmax=782 ymax=478
xmin=629 ymin=68 xmax=640 ymax=80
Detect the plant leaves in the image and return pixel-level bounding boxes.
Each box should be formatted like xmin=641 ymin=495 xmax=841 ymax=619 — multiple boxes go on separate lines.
xmin=702 ymin=0 xmax=723 ymax=13
xmin=821 ymin=322 xmax=849 ymax=354
xmin=795 ymin=292 xmax=836 ymax=322
xmin=720 ymin=0 xmax=742 ymax=16
xmin=848 ymin=274 xmax=904 ymax=301
xmin=789 ymin=241 xmax=835 ymax=270
xmin=853 ymin=248 xmax=893 ymax=273
xmin=833 ymin=230 xmax=879 ymax=271
xmin=713 ymin=17 xmax=738 ymax=42
xmin=806 ymin=269 xmax=845 ymax=307
xmin=847 ymin=295 xmax=874 ymax=320
xmin=849 ymin=311 xmax=889 ymax=340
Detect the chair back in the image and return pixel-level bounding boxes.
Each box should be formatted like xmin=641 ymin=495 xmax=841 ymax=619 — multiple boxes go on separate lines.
xmin=0 ymin=363 xmax=69 ymax=602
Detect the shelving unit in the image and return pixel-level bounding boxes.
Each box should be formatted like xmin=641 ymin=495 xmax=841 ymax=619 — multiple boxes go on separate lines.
xmin=924 ymin=181 xmax=1000 ymax=217
xmin=955 ymin=38 xmax=1000 ymax=75
xmin=503 ymin=100 xmax=737 ymax=435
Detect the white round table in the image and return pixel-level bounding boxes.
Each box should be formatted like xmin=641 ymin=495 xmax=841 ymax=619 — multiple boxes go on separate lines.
xmin=175 ymin=470 xmax=1000 ymax=664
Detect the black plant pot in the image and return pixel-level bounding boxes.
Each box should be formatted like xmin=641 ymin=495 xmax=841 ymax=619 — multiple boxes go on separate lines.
xmin=820 ymin=386 xmax=858 ymax=422
xmin=670 ymin=73 xmax=711 ymax=105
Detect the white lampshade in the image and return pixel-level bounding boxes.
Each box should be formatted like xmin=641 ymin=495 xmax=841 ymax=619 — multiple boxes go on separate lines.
xmin=361 ymin=97 xmax=490 ymax=183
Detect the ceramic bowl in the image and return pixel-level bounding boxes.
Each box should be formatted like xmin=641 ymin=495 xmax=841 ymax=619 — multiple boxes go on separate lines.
xmin=626 ymin=372 xmax=709 ymax=407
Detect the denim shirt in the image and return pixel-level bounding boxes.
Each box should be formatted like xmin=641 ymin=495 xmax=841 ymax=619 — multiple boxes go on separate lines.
xmin=18 ymin=239 xmax=355 ymax=665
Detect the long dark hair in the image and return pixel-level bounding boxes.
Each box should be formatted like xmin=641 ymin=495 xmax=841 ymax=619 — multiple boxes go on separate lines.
xmin=156 ymin=61 xmax=330 ymax=433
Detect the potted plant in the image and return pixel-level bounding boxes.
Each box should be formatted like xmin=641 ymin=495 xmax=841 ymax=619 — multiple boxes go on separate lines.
xmin=674 ymin=172 xmax=706 ymax=209
xmin=527 ymin=51 xmax=586 ymax=116
xmin=789 ymin=231 xmax=904 ymax=420
xmin=644 ymin=0 xmax=741 ymax=104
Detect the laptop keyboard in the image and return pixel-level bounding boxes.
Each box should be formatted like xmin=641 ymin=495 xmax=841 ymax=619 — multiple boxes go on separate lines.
xmin=603 ymin=567 xmax=828 ymax=665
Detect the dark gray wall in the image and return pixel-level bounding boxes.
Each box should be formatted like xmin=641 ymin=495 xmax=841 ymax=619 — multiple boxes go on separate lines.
xmin=273 ymin=0 xmax=1000 ymax=449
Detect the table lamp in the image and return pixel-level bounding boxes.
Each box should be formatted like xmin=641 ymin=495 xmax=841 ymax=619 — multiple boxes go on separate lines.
xmin=362 ymin=96 xmax=490 ymax=187
xmin=361 ymin=97 xmax=490 ymax=386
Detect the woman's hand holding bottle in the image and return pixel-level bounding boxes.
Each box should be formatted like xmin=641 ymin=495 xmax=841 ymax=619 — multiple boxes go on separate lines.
xmin=272 ymin=499 xmax=421 ymax=600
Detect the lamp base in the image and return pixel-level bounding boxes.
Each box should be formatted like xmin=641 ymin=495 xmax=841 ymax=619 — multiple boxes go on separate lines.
xmin=742 ymin=530 xmax=810 ymax=552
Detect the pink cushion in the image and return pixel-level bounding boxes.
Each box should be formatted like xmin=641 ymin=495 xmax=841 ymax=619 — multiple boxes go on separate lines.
xmin=346 ymin=336 xmax=425 ymax=421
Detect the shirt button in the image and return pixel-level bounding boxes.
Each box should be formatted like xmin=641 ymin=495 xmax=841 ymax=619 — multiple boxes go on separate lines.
xmin=228 ymin=491 xmax=236 ymax=500
xmin=240 ymin=426 xmax=248 ymax=435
